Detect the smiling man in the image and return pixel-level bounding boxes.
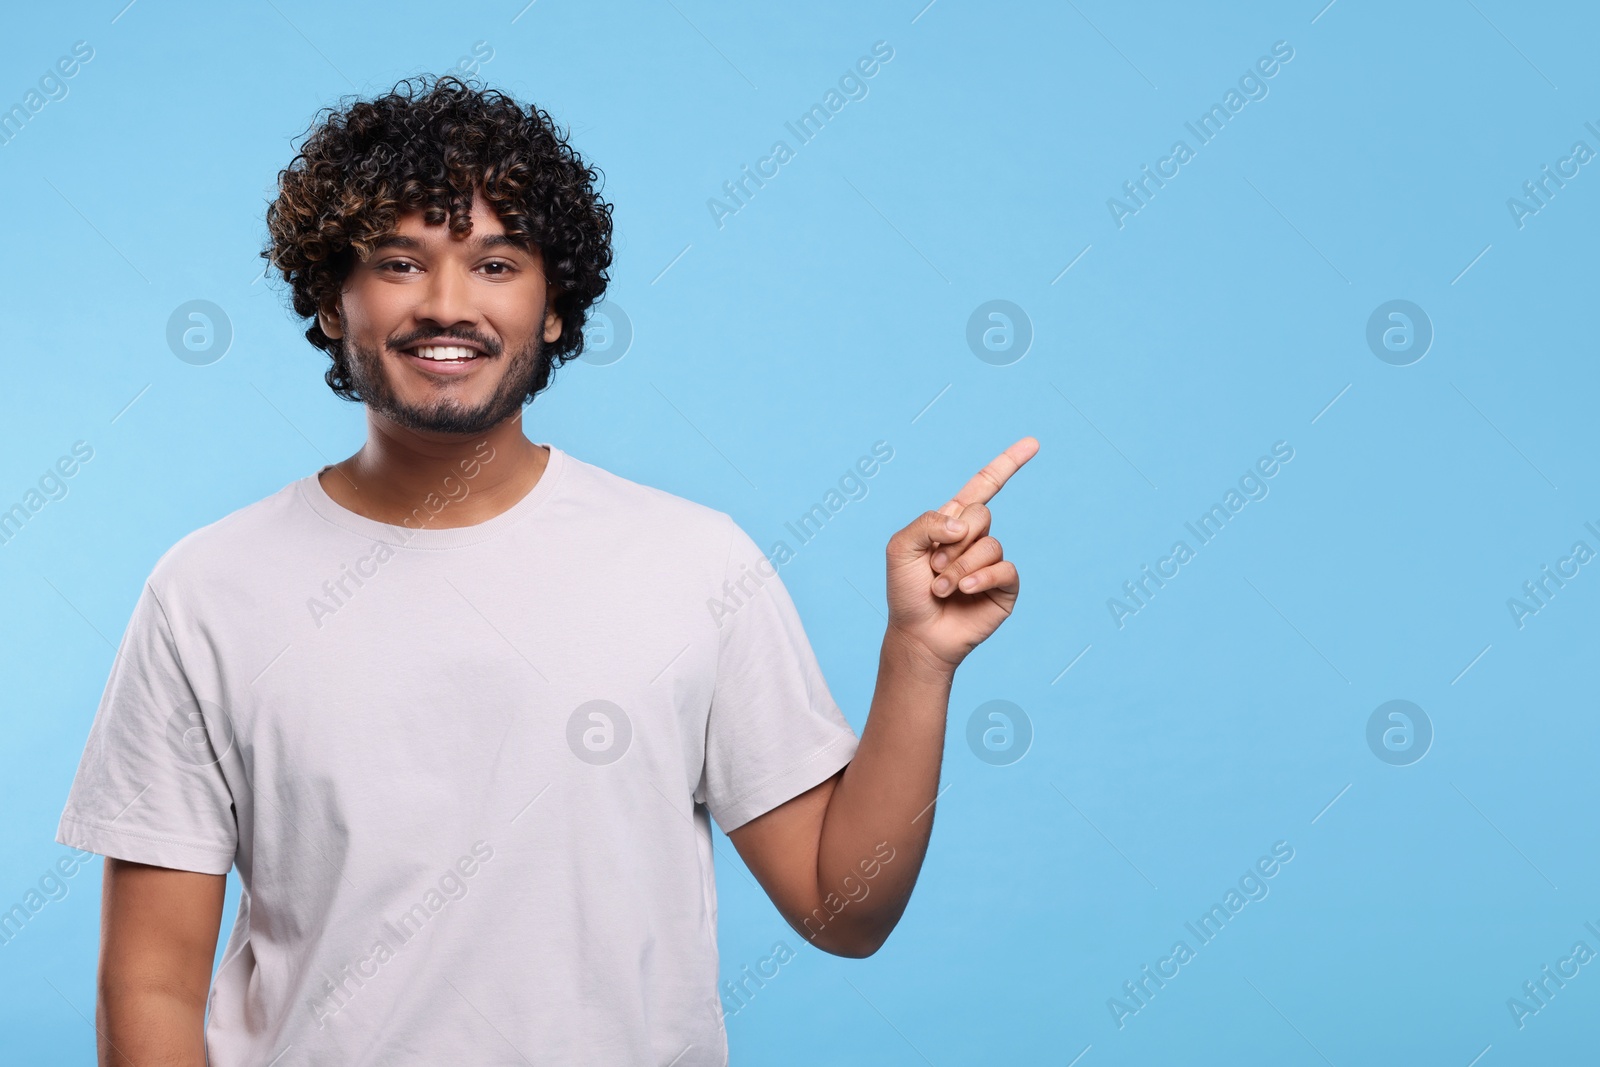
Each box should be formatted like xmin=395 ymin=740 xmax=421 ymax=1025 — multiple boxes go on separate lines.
xmin=56 ymin=74 xmax=1036 ymax=1066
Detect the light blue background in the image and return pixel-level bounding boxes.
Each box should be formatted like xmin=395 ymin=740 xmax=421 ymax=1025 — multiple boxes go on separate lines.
xmin=2 ymin=1 xmax=1596 ymax=1063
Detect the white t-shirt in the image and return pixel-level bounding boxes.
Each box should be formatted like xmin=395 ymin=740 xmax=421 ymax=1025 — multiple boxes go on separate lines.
xmin=55 ymin=442 xmax=859 ymax=1066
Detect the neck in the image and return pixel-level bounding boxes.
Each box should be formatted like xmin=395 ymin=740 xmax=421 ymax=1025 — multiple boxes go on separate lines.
xmin=320 ymin=410 xmax=549 ymax=529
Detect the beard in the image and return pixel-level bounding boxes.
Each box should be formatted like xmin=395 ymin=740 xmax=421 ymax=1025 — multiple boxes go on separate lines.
xmin=341 ymin=328 xmax=548 ymax=436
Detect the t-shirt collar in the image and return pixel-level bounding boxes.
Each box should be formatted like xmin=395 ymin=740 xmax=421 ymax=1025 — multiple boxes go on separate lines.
xmin=297 ymin=442 xmax=567 ymax=549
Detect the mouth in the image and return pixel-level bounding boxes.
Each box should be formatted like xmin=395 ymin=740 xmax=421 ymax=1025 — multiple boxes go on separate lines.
xmin=400 ymin=344 xmax=490 ymax=375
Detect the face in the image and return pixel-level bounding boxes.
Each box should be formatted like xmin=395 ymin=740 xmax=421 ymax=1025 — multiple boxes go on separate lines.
xmin=317 ymin=190 xmax=562 ymax=437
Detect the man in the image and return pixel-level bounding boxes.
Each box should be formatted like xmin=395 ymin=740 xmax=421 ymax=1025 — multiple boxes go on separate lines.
xmin=57 ymin=74 xmax=1037 ymax=1065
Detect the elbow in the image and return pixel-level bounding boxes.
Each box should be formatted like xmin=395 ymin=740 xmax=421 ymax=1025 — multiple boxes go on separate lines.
xmin=797 ymin=914 xmax=896 ymax=959
xmin=791 ymin=886 xmax=912 ymax=958
xmin=823 ymin=934 xmax=887 ymax=959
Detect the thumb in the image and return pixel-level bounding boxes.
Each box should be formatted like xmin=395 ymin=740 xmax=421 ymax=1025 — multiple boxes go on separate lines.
xmin=892 ymin=509 xmax=968 ymax=562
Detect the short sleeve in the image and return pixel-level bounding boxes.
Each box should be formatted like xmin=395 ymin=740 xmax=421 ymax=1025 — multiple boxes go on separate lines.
xmin=55 ymin=580 xmax=238 ymax=875
xmin=695 ymin=516 xmax=859 ymax=833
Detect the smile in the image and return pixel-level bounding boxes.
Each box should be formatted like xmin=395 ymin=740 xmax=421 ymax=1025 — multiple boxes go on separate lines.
xmin=406 ymin=345 xmax=483 ymax=363
xmin=400 ymin=344 xmax=490 ymax=376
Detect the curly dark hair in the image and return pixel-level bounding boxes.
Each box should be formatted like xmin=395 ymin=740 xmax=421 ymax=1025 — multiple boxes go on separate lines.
xmin=261 ymin=73 xmax=614 ymax=403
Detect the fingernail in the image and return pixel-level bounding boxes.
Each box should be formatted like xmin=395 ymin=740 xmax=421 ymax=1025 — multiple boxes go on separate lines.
xmin=945 ymin=518 xmax=965 ymax=535
xmin=959 ymin=575 xmax=977 ymax=590
xmin=932 ymin=551 xmax=947 ymax=569
xmin=933 ymin=577 xmax=951 ymax=595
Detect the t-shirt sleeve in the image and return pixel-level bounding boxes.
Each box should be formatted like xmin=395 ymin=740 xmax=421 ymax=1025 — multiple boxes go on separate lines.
xmin=695 ymin=515 xmax=860 ymax=834
xmin=55 ymin=579 xmax=238 ymax=875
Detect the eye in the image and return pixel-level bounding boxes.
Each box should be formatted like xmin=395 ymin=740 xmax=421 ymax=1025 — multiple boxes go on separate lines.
xmin=481 ymin=260 xmax=516 ymax=275
xmin=379 ymin=260 xmax=419 ymax=274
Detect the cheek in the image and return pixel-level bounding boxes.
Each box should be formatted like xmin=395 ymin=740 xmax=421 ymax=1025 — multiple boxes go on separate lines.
xmin=335 ymin=283 xmax=395 ymax=343
xmin=480 ymin=286 xmax=551 ymax=344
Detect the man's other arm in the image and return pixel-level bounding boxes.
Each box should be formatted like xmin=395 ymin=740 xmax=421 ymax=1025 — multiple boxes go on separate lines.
xmin=727 ymin=628 xmax=952 ymax=958
xmin=98 ymin=858 xmax=225 ymax=1066
xmin=727 ymin=439 xmax=1036 ymax=958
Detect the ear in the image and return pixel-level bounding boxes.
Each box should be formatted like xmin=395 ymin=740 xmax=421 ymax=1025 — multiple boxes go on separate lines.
xmin=542 ymin=302 xmax=562 ymax=344
xmin=317 ymin=298 xmax=343 ymax=340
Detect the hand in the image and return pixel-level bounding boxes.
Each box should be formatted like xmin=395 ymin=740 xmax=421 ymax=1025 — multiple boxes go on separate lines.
xmin=883 ymin=436 xmax=1039 ymax=673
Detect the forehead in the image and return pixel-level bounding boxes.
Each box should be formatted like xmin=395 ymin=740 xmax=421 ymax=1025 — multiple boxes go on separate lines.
xmin=396 ymin=192 xmax=501 ymax=231
xmin=380 ymin=194 xmax=532 ymax=253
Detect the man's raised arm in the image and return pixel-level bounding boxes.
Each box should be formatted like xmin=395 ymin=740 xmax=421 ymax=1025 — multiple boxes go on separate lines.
xmin=729 ymin=437 xmax=1039 ymax=957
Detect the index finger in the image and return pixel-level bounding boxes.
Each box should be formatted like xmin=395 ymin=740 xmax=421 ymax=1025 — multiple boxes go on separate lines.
xmin=938 ymin=436 xmax=1040 ymax=517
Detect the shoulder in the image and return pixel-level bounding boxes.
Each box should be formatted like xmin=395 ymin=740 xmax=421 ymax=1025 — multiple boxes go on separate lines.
xmin=143 ymin=479 xmax=307 ymax=599
xmin=557 ymin=447 xmax=743 ymax=551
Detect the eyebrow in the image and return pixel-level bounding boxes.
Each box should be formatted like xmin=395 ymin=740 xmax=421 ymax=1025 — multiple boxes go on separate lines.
xmin=371 ymin=233 xmax=530 ymax=253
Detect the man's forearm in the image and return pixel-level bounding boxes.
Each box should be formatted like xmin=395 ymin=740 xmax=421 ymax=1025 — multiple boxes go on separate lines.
xmin=811 ymin=626 xmax=955 ymax=956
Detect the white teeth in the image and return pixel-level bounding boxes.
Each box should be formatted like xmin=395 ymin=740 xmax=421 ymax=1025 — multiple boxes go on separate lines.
xmin=409 ymin=345 xmax=479 ymax=362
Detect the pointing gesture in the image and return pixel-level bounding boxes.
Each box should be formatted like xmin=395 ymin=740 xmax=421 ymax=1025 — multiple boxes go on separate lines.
xmin=885 ymin=436 xmax=1039 ymax=673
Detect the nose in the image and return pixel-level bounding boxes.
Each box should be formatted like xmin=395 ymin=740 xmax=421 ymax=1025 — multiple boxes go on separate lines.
xmin=412 ymin=259 xmax=478 ymax=337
